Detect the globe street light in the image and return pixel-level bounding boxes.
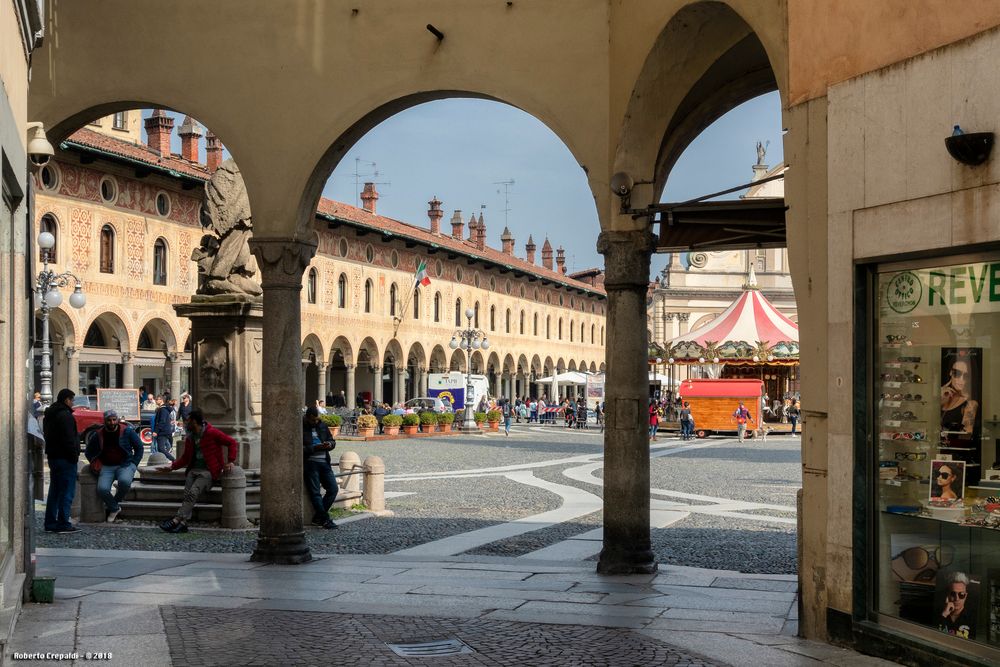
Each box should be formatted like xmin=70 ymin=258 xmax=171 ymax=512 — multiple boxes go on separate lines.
xmin=36 ymin=232 xmax=86 ymax=405
xmin=449 ymin=307 xmax=490 ymax=431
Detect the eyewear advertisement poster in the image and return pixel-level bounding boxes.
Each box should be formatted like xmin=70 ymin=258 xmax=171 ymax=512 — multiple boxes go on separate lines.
xmin=930 ymin=459 xmax=966 ymax=503
xmin=935 ymin=570 xmax=980 ymax=640
xmin=940 ymin=347 xmax=982 ymax=442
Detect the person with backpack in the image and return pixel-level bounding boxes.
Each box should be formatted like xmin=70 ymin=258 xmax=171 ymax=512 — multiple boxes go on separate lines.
xmin=501 ymin=399 xmax=513 ymax=436
xmin=733 ymin=402 xmax=755 ymax=443
xmin=85 ymin=410 xmax=144 ymax=522
xmin=151 ymin=395 xmax=176 ymax=461
xmin=679 ymin=401 xmax=694 ymax=440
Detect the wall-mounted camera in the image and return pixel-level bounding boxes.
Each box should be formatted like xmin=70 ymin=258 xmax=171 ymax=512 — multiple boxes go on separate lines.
xmin=26 ymin=122 xmax=55 ymax=168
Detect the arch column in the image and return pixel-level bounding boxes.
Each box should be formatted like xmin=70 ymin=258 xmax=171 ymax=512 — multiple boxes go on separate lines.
xmin=166 ymin=352 xmax=182 ymax=400
xmin=345 ymin=364 xmax=356 ymax=409
xmin=317 ymin=362 xmax=329 ymax=404
xmin=249 ymin=237 xmax=316 ymax=565
xmin=65 ymin=347 xmax=79 ymax=394
xmin=493 ymin=373 xmax=501 ymax=400
xmin=597 ymin=230 xmax=656 ymax=575
xmin=395 ymin=367 xmax=406 ymax=404
xmin=371 ymin=365 xmax=382 ymax=403
xmin=121 ymin=352 xmax=135 ymax=388
xmin=419 ymin=366 xmax=429 ymax=397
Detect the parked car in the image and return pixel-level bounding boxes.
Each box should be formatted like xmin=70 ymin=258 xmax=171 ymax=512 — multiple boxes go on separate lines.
xmin=71 ymin=405 xmax=155 ymax=446
xmin=404 ymin=397 xmax=451 ymax=413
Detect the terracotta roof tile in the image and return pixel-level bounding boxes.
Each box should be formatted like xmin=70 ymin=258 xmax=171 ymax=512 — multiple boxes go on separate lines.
xmin=65 ymin=127 xmax=210 ymax=180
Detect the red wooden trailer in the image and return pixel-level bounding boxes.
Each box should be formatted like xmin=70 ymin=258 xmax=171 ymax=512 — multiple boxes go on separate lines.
xmin=677 ymin=378 xmax=764 ymax=438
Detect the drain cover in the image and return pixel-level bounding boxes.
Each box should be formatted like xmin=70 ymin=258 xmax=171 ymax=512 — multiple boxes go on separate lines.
xmin=386 ymin=639 xmax=474 ymax=657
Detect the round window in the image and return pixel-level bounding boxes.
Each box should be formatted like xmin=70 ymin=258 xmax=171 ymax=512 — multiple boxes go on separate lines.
xmin=156 ymin=192 xmax=171 ymax=217
xmin=456 ymin=266 xmax=464 ymax=282
xmin=390 ymin=250 xmax=399 ymax=268
xmin=100 ymin=177 xmax=117 ymax=203
xmin=40 ymin=165 xmax=59 ymax=191
xmin=365 ymin=244 xmax=375 ymax=263
xmin=339 ymin=238 xmax=349 ymax=258
xmin=435 ymin=259 xmax=444 ymax=277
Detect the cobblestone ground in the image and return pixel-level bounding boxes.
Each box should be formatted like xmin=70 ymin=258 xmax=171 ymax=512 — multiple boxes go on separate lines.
xmin=160 ymin=606 xmax=718 ymax=667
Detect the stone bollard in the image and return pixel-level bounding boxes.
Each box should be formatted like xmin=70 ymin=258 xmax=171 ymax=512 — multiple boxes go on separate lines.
xmin=362 ymin=456 xmax=387 ymax=514
xmin=77 ymin=465 xmax=107 ymax=523
xmin=339 ymin=451 xmax=361 ymax=495
xmin=146 ymin=451 xmax=169 ymax=468
xmin=71 ymin=459 xmax=88 ymax=520
xmin=220 ymin=465 xmax=249 ymax=528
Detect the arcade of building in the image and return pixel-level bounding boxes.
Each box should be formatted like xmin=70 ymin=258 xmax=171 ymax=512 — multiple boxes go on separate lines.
xmin=33 ymin=112 xmax=608 ymax=408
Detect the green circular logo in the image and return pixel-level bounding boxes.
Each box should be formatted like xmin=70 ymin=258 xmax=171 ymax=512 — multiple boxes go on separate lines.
xmin=886 ymin=271 xmax=921 ymax=314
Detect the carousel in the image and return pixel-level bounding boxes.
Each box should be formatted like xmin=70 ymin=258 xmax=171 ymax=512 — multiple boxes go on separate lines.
xmin=656 ymin=268 xmax=800 ymax=401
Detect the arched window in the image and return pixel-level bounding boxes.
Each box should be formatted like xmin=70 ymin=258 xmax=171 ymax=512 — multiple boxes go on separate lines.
xmin=489 ymin=305 xmax=495 ymax=331
xmin=389 ymin=283 xmax=398 ymax=316
xmin=39 ymin=214 xmax=57 ymax=263
xmin=601 ymin=326 xmax=605 ymax=346
xmin=364 ymin=279 xmax=373 ymax=313
xmin=505 ymin=309 xmax=511 ymax=334
xmin=306 ymin=268 xmax=317 ymax=304
xmin=569 ymin=320 xmax=573 ymax=342
xmin=474 ymin=302 xmax=480 ymax=328
xmin=413 ymin=288 xmax=420 ymax=319
xmin=455 ymin=298 xmax=462 ymax=326
xmin=558 ymin=318 xmax=563 ymax=340
xmin=519 ymin=311 xmax=525 ymax=335
xmin=152 ymin=237 xmax=168 ymax=285
xmin=546 ymin=316 xmax=551 ymax=340
xmin=99 ymin=225 xmax=115 ymax=273
xmin=434 ymin=292 xmax=441 ymax=322
xmin=591 ymin=324 xmax=595 ymax=344
xmin=337 ymin=274 xmax=347 ymax=308
xmin=581 ymin=322 xmax=585 ymax=342
xmin=533 ymin=313 xmax=538 ymax=336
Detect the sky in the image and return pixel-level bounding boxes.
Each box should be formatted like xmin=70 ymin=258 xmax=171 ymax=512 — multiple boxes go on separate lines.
xmin=145 ymin=92 xmax=782 ymax=274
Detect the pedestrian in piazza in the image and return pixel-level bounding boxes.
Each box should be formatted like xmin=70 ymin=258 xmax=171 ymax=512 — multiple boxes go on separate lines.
xmin=501 ymin=399 xmax=513 ymax=436
xmin=156 ymin=409 xmax=238 ymax=533
xmin=302 ymin=406 xmax=338 ymax=529
xmin=529 ymin=399 xmax=538 ymax=423
xmin=42 ymin=388 xmax=81 ymax=533
xmin=576 ymin=401 xmax=587 ymax=429
xmin=177 ymin=393 xmax=193 ymax=423
xmin=787 ymin=400 xmax=801 ymax=435
xmin=85 ymin=410 xmax=143 ymax=522
xmin=732 ymin=401 xmax=754 ymax=443
xmin=648 ymin=400 xmax=660 ymax=440
xmin=679 ymin=401 xmax=693 ymax=440
xmin=151 ymin=395 xmax=176 ymax=461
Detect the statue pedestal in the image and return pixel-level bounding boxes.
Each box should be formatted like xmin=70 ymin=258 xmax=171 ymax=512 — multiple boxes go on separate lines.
xmin=175 ymin=295 xmax=263 ymax=470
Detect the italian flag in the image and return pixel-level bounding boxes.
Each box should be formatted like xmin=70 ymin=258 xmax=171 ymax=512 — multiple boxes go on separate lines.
xmin=414 ymin=260 xmax=431 ymax=287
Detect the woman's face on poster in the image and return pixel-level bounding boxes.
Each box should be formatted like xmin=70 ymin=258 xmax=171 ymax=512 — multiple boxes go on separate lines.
xmin=937 ymin=465 xmax=956 ymax=489
xmin=949 ymin=360 xmax=970 ymax=393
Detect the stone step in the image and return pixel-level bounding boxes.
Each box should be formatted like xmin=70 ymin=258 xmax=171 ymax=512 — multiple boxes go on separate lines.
xmin=117 ymin=500 xmax=261 ymax=523
xmin=122 ymin=480 xmax=261 ymax=504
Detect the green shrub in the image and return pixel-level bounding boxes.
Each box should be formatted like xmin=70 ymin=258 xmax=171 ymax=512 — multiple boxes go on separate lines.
xmin=356 ymin=414 xmax=378 ymax=430
xmin=381 ymin=414 xmax=402 ymax=427
xmin=419 ymin=411 xmax=437 ymax=425
xmin=486 ymin=409 xmax=502 ymax=422
xmin=474 ymin=411 xmax=487 ymax=423
xmin=402 ymin=413 xmax=420 ymax=427
xmin=437 ymin=412 xmax=455 ymax=424
xmin=320 ymin=414 xmax=342 ymax=427
xmin=454 ymin=409 xmax=465 ymax=422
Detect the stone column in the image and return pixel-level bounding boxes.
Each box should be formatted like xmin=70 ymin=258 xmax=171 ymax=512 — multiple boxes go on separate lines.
xmin=678 ymin=312 xmax=690 ymax=335
xmin=345 ymin=364 xmax=356 ymax=409
xmin=167 ymin=352 xmax=182 ymax=400
xmin=121 ymin=352 xmax=135 ymax=388
xmin=65 ymin=347 xmax=79 ymax=394
xmin=396 ymin=367 xmax=406 ymax=404
xmin=419 ymin=366 xmax=429 ymax=397
xmin=249 ymin=236 xmax=316 ymax=565
xmin=596 ymin=229 xmax=656 ymax=575
xmin=317 ymin=362 xmax=329 ymax=404
xmin=493 ymin=373 xmax=501 ymax=400
xmin=371 ymin=365 xmax=382 ymax=403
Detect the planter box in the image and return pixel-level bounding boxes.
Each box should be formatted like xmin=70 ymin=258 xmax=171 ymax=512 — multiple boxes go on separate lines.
xmin=358 ymin=428 xmax=375 ymax=438
xmin=488 ymin=421 xmax=500 ymax=431
xmin=403 ymin=425 xmax=419 ymax=435
xmin=439 ymin=423 xmax=452 ymax=433
xmin=383 ymin=426 xmax=399 ymax=436
xmin=421 ymin=424 xmax=436 ymax=433
xmin=330 ymin=426 xmax=340 ymax=437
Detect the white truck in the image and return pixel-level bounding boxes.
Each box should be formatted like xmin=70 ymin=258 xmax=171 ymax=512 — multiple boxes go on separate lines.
xmin=427 ymin=372 xmax=490 ymax=411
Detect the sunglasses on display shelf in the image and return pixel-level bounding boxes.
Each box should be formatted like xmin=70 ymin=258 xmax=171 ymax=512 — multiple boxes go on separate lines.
xmin=896 ymin=356 xmax=921 ymax=363
xmin=895 ymin=452 xmax=928 ymax=461
xmin=885 ymin=335 xmax=910 ymax=343
xmin=890 ymin=432 xmax=926 ymax=440
xmin=890 ymin=411 xmax=919 ymax=421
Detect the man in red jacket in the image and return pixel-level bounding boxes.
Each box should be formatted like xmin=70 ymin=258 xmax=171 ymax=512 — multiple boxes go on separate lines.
xmin=155 ymin=408 xmax=237 ymax=533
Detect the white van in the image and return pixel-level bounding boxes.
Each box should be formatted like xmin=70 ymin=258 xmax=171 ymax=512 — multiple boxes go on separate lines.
xmin=427 ymin=372 xmax=490 ymax=411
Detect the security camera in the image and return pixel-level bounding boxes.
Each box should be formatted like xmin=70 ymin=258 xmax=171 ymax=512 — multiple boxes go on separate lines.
xmin=610 ymin=171 xmax=634 ymax=197
xmin=26 ymin=123 xmax=55 ymax=169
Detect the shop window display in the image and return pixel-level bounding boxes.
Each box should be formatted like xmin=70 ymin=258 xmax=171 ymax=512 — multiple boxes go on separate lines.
xmin=875 ymin=257 xmax=1000 ymax=658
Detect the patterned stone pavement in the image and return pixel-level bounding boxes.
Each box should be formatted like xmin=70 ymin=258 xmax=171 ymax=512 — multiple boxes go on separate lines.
xmin=160 ymin=606 xmax=717 ymax=666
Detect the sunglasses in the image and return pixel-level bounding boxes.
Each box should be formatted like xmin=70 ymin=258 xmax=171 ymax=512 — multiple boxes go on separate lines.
xmin=896 ymin=356 xmax=921 ymax=363
xmin=890 ymin=411 xmax=918 ymax=420
xmin=937 ymin=471 xmax=954 ymax=479
xmin=895 ymin=452 xmax=927 ymax=461
xmin=890 ymin=432 xmax=926 ymax=440
xmin=947 ymin=590 xmax=968 ymax=600
xmin=949 ymin=368 xmax=970 ymax=379
xmin=886 ymin=335 xmax=909 ymax=343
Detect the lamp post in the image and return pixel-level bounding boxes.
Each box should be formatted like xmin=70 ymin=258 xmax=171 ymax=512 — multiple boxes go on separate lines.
xmin=35 ymin=231 xmax=86 ymax=405
xmin=449 ymin=307 xmax=490 ymax=431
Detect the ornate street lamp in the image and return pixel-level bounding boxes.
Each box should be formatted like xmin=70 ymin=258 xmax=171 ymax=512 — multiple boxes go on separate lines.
xmin=449 ymin=307 xmax=490 ymax=431
xmin=35 ymin=231 xmax=85 ymax=405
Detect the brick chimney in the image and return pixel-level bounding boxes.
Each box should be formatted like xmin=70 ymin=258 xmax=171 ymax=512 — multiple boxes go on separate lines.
xmin=427 ymin=196 xmax=443 ymax=234
xmin=178 ymin=115 xmax=203 ymax=163
xmin=450 ymin=210 xmax=464 ymax=239
xmin=205 ymin=131 xmax=223 ymax=172
xmin=475 ymin=212 xmax=486 ymax=250
xmin=541 ymin=237 xmax=554 ymax=270
xmin=144 ymin=109 xmax=174 ymax=157
xmin=501 ymin=227 xmax=514 ymax=255
xmin=525 ymin=235 xmax=536 ymax=264
xmin=556 ymin=246 xmax=566 ymax=274
xmin=468 ymin=213 xmax=477 ymax=242
xmin=361 ymin=182 xmax=378 ymax=214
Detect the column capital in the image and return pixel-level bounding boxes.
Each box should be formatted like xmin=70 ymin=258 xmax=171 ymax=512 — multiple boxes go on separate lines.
xmin=345 ymin=364 xmax=356 ymax=371
xmin=64 ymin=346 xmax=77 ymax=358
xmin=678 ymin=313 xmax=690 ymax=322
xmin=121 ymin=352 xmax=133 ymax=363
xmin=370 ymin=364 xmax=381 ymax=372
xmin=166 ymin=351 xmax=179 ymax=363
xmin=417 ymin=365 xmax=427 ymax=373
xmin=596 ymin=230 xmax=655 ymax=289
xmin=317 ymin=362 xmax=329 ymax=371
xmin=249 ymin=237 xmax=318 ymax=290
xmin=665 ymin=312 xmax=676 ymax=321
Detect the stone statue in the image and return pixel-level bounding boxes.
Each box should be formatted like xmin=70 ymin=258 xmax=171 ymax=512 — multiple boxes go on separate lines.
xmin=755 ymin=140 xmax=768 ymax=166
xmin=193 ymin=159 xmax=262 ymax=296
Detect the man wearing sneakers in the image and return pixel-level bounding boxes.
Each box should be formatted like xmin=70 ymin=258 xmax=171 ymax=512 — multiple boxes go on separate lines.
xmin=85 ymin=410 xmax=143 ymax=523
xmin=302 ymin=406 xmax=338 ymax=529
xmin=733 ymin=402 xmax=755 ymax=443
xmin=156 ymin=409 xmax=237 ymax=533
xmin=42 ymin=388 xmax=81 ymax=533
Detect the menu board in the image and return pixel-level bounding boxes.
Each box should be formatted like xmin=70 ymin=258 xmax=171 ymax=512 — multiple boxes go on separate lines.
xmin=96 ymin=388 xmax=141 ymax=420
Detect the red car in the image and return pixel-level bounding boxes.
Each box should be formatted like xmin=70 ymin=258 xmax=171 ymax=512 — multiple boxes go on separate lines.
xmin=71 ymin=399 xmax=153 ymax=446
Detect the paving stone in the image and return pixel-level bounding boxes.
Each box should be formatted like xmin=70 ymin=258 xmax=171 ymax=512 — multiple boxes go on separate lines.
xmin=711 ymin=577 xmax=799 ymax=593
xmin=659 ymin=608 xmax=786 ymax=632
xmin=627 ymin=594 xmax=793 ymax=615
xmin=413 ymin=584 xmax=605 ymax=604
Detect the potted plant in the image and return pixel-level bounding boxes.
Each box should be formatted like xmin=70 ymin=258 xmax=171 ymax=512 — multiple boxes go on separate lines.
xmin=437 ymin=411 xmax=455 ymax=433
xmin=320 ymin=413 xmax=342 ymax=436
xmin=486 ymin=409 xmax=502 ymax=431
xmin=381 ymin=413 xmax=402 ymax=436
xmin=419 ymin=411 xmax=437 ymax=433
xmin=474 ymin=411 xmax=488 ymax=429
xmin=402 ymin=413 xmax=420 ymax=435
xmin=356 ymin=414 xmax=377 ymax=438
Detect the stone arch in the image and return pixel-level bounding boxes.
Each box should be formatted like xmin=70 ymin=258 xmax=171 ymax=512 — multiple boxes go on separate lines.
xmin=406 ymin=342 xmax=428 ymax=400
xmin=568 ymin=359 xmax=577 ymax=372
xmin=578 ymin=359 xmax=588 ymax=373
xmin=556 ymin=357 xmax=567 ymax=373
xmin=429 ymin=345 xmax=449 ymax=373
xmin=328 ymin=336 xmax=354 ymax=367
xmin=590 ymin=362 xmax=598 ymax=373
xmin=599 ymin=362 xmax=607 ymax=372
xmin=84 ymin=308 xmax=131 ymax=351
xmin=543 ymin=355 xmax=554 ymax=377
xmin=531 ymin=355 xmax=543 ymax=376
xmin=301 ymin=333 xmax=325 ymax=363
xmin=449 ymin=348 xmax=466 ymax=372
xmin=470 ymin=350 xmax=485 ymax=374
xmin=327 ymin=336 xmax=354 ymax=405
xmin=135 ymin=313 xmax=180 ymax=352
xmin=503 ymin=353 xmax=516 ymax=374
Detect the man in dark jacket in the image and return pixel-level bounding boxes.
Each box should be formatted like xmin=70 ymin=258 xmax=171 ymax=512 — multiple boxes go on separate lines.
xmin=303 ymin=407 xmax=338 ymax=529
xmin=85 ymin=410 xmax=144 ymax=522
xmin=150 ymin=395 xmax=175 ymax=461
xmin=42 ymin=388 xmax=80 ymax=533
xmin=155 ymin=408 xmax=238 ymax=533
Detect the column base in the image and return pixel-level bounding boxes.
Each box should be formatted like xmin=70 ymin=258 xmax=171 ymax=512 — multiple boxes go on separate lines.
xmin=596 ymin=546 xmax=658 ymax=575
xmin=250 ymin=531 xmax=313 ymax=564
